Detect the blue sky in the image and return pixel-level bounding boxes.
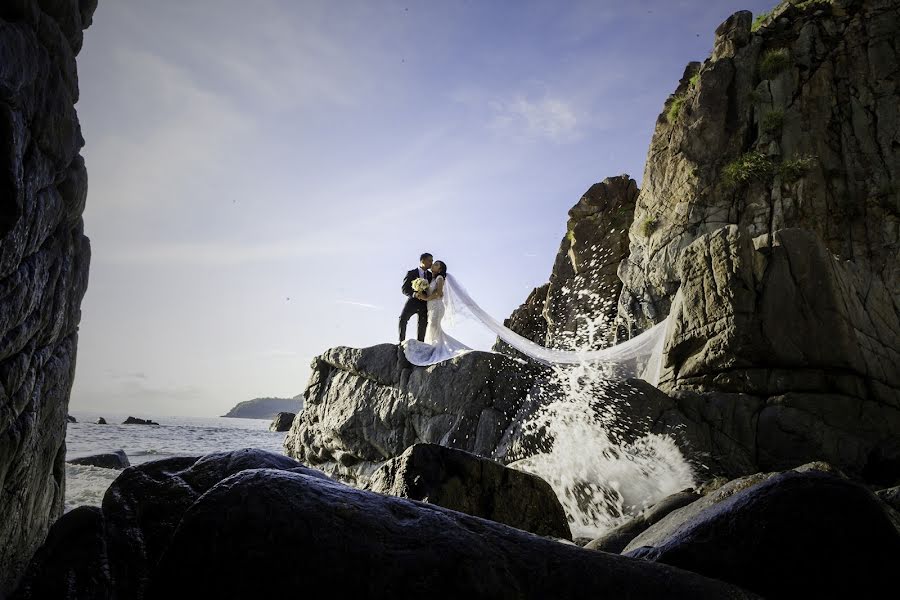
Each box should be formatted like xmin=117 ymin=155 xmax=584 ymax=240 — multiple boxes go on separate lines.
xmin=70 ymin=0 xmax=775 ymax=417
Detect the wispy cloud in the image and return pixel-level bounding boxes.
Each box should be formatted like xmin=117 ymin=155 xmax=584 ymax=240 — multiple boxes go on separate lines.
xmin=336 ymin=300 xmax=382 ymax=310
xmin=488 ymin=95 xmax=581 ymax=143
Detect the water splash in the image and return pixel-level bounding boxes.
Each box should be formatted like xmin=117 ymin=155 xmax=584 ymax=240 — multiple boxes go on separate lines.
xmin=510 ymin=362 xmax=695 ymax=538
xmin=508 ymin=273 xmax=696 ymax=539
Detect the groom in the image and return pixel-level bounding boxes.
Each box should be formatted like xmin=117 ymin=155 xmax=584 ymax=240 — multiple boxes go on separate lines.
xmin=399 ymin=252 xmax=433 ymax=342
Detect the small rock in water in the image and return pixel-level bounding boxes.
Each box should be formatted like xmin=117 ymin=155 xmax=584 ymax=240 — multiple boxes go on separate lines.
xmin=122 ymin=416 xmax=158 ymax=425
xmin=269 ymin=412 xmax=295 ymax=432
xmin=68 ymin=450 xmax=130 ymax=470
xmin=66 ymin=415 xmax=77 ymax=423
xmin=96 ymin=417 xmax=107 ymax=425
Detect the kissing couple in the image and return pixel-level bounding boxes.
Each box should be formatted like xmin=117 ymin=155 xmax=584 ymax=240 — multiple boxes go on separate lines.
xmin=399 ymin=252 xmax=470 ymax=366
xmin=395 ymin=250 xmax=672 ymax=385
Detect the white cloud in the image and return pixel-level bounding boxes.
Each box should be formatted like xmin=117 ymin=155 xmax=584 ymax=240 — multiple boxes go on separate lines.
xmin=488 ymin=95 xmax=581 ymax=143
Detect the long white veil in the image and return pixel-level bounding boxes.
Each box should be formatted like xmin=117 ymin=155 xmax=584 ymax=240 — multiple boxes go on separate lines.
xmin=442 ymin=274 xmax=668 ymax=385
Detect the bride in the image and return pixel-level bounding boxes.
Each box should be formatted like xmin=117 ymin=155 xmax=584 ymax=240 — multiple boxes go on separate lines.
xmin=401 ymin=261 xmax=670 ymax=386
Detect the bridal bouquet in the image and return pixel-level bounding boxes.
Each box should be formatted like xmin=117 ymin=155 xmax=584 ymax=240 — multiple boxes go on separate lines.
xmin=412 ymin=278 xmax=429 ymax=293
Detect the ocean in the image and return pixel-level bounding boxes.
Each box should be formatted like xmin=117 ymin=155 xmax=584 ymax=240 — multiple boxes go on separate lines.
xmin=65 ymin=412 xmax=288 ymax=512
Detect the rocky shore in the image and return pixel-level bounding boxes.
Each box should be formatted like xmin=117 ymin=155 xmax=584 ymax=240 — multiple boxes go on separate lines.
xmin=3 ymin=0 xmax=900 ymax=597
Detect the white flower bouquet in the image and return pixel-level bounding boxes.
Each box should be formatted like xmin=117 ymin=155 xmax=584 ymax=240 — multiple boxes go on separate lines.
xmin=411 ymin=278 xmax=429 ymax=294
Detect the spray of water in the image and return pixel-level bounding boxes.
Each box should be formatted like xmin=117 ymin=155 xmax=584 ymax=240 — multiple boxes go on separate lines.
xmin=507 ymin=253 xmax=696 ymax=539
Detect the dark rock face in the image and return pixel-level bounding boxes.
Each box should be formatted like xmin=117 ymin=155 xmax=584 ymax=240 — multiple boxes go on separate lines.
xmin=0 ymin=1 xmax=95 ymax=593
xmin=878 ymin=485 xmax=900 ymax=513
xmin=95 ymin=417 xmax=105 ymax=424
xmin=367 ymin=443 xmax=571 ymax=540
xmin=13 ymin=449 xmax=327 ymax=600
xmin=144 ymin=469 xmax=757 ymax=599
xmin=663 ymin=226 xmax=900 ymax=479
xmin=122 ymin=416 xmax=158 ymax=425
xmin=624 ymin=470 xmax=900 ymax=599
xmin=268 ymin=411 xmax=295 ymax=432
xmin=495 ymin=175 xmax=638 ymax=355
xmin=585 ymin=489 xmax=699 ymax=554
xmin=68 ymin=449 xmax=130 ymax=470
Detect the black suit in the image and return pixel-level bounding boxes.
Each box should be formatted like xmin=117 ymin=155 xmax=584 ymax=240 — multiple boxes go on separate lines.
xmin=399 ymin=268 xmax=432 ymax=342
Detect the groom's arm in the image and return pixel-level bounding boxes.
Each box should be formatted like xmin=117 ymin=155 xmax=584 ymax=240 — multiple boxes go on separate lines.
xmin=401 ymin=270 xmax=415 ymax=297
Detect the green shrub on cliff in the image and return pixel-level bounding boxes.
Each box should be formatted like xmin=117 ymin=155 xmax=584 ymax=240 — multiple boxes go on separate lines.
xmin=779 ymin=155 xmax=817 ymax=182
xmin=751 ymin=11 xmax=770 ymax=31
xmin=759 ymin=48 xmax=791 ymax=79
xmin=723 ymin=151 xmax=775 ymax=187
xmin=689 ymin=72 xmax=700 ymax=88
xmin=667 ymin=94 xmax=687 ymax=124
xmin=723 ymin=151 xmax=817 ymax=188
xmin=762 ymin=110 xmax=784 ymax=133
xmin=638 ymin=215 xmax=658 ymax=237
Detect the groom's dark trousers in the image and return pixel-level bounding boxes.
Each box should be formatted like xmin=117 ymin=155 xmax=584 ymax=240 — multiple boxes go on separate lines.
xmin=399 ymin=268 xmax=431 ymax=342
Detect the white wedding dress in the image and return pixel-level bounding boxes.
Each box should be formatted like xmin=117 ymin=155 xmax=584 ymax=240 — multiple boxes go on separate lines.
xmin=401 ymin=273 xmax=671 ymax=386
xmin=402 ymin=275 xmax=472 ymax=365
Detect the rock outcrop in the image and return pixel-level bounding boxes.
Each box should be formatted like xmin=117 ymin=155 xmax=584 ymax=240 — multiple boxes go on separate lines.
xmin=0 ymin=1 xmax=95 ymax=593
xmin=222 ymin=395 xmax=303 ymax=419
xmin=624 ymin=469 xmax=900 ymax=599
xmin=122 ymin=416 xmax=158 ymax=425
xmin=367 ymin=443 xmax=571 ymax=539
xmin=495 ymin=175 xmax=638 ymax=354
xmin=268 ymin=411 xmax=295 ymax=432
xmin=67 ymin=450 xmax=130 ymax=470
xmin=284 ymin=344 xmax=549 ymax=483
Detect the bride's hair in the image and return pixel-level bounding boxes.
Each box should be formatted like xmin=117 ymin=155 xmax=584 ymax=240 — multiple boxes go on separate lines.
xmin=433 ymin=261 xmax=447 ymax=277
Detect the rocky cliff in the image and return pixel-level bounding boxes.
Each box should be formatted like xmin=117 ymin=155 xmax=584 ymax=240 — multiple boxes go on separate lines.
xmin=0 ymin=0 xmax=95 ymax=593
xmin=497 ymin=0 xmax=900 ymax=482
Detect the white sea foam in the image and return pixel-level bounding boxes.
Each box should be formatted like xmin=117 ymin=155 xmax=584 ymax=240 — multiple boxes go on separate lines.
xmin=65 ymin=464 xmax=120 ymax=511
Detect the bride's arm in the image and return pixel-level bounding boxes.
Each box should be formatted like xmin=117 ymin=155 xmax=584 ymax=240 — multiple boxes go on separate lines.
xmin=421 ymin=277 xmax=445 ymax=301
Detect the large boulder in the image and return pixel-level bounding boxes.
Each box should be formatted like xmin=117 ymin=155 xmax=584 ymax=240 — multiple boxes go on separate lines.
xmin=0 ymin=1 xmax=95 ymax=593
xmin=285 ymin=343 xmax=710 ymax=489
xmin=624 ymin=469 xmax=900 ymax=599
xmin=367 ymin=443 xmax=571 ymax=540
xmin=284 ymin=343 xmax=550 ymax=483
xmin=67 ymin=450 xmax=130 ymax=470
xmin=145 ymin=469 xmax=757 ymax=599
xmin=12 ymin=448 xmax=328 ymax=600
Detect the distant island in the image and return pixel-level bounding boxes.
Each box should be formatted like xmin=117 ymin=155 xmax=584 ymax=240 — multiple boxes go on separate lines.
xmin=222 ymin=395 xmax=303 ymax=419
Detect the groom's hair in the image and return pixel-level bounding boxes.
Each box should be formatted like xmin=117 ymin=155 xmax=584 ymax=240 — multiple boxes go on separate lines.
xmin=420 ymin=252 xmax=433 ymax=261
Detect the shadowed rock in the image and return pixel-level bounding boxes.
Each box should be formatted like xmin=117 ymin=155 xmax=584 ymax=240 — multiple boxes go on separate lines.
xmin=145 ymin=469 xmax=758 ymax=599
xmin=585 ymin=489 xmax=699 ymax=554
xmin=624 ymin=470 xmax=900 ymax=599
xmin=268 ymin=411 xmax=295 ymax=432
xmin=68 ymin=450 xmax=130 ymax=470
xmin=0 ymin=1 xmax=96 ymax=593
xmin=367 ymin=443 xmax=571 ymax=540
xmin=122 ymin=416 xmax=158 ymax=426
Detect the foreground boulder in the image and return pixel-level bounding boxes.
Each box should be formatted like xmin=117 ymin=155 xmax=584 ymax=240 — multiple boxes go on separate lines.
xmin=269 ymin=412 xmax=295 ymax=432
xmin=146 ymin=469 xmax=756 ymax=599
xmin=67 ymin=450 xmax=130 ymax=470
xmin=15 ymin=449 xmax=756 ymax=599
xmin=13 ymin=449 xmax=326 ymax=600
xmin=0 ymin=1 xmax=96 ymax=593
xmin=367 ymin=443 xmax=571 ymax=539
xmin=624 ymin=470 xmax=900 ymax=599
